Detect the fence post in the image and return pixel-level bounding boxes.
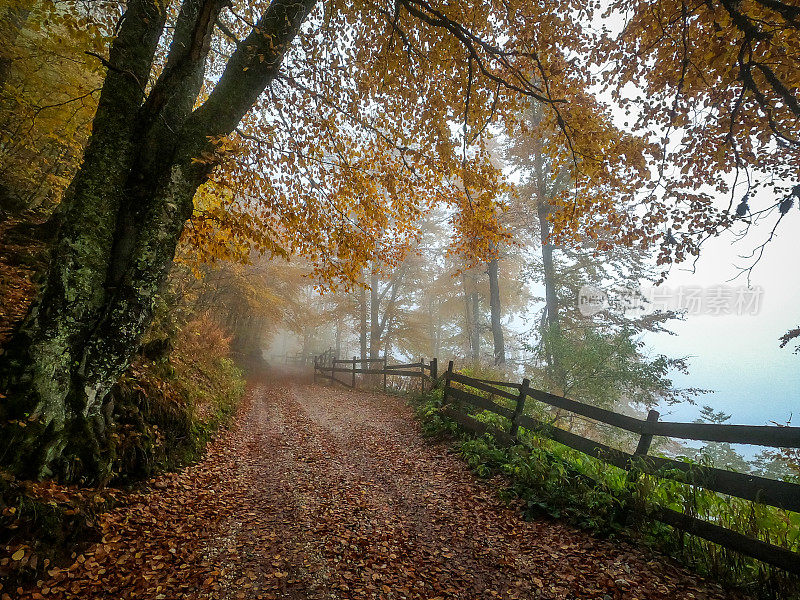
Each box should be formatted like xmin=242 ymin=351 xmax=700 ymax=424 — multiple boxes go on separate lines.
xmin=430 ymin=358 xmax=438 ymax=385
xmin=510 ymin=378 xmax=530 ymax=439
xmin=420 ymin=357 xmax=425 ymax=393
xmin=624 ymin=408 xmax=660 ymax=523
xmin=352 ymin=356 xmax=357 ymax=389
xmin=383 ymin=356 xmax=387 ymax=393
xmin=443 ymin=360 xmax=454 ymax=404
xmin=635 ymin=409 xmax=660 ymax=457
xmin=626 ymin=409 xmax=661 ymax=488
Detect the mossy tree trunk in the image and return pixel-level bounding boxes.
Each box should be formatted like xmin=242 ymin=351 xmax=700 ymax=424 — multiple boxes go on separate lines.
xmin=0 ymin=0 xmax=317 ymax=484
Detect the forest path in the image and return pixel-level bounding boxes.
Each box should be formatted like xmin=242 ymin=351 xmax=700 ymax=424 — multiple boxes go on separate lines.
xmin=16 ymin=373 xmax=745 ymax=600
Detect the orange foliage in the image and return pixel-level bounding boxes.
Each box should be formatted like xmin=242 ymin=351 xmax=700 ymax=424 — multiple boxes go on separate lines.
xmin=174 ymin=313 xmax=233 ymax=368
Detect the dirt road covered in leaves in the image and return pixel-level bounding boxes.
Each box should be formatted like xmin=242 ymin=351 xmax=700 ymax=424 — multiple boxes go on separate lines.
xmin=15 ymin=374 xmax=747 ymax=600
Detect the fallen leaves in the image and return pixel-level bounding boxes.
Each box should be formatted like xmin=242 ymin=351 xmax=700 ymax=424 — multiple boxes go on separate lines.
xmin=11 ymin=375 xmax=752 ymax=599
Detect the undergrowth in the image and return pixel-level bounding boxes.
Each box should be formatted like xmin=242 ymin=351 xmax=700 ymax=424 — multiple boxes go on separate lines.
xmin=412 ymin=387 xmax=800 ymax=600
xmin=111 ymin=313 xmax=245 ymax=484
xmin=1 ymin=283 xmax=245 ymax=589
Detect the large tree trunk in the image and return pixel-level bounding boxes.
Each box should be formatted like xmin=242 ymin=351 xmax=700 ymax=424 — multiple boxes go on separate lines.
xmin=0 ymin=0 xmax=316 ymax=483
xmin=0 ymin=0 xmax=168 ymax=482
xmin=487 ymin=256 xmax=505 ymax=365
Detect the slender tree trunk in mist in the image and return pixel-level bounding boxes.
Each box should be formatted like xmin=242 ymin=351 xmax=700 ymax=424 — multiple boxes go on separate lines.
xmin=461 ymin=275 xmax=473 ymax=361
xmin=426 ymin=300 xmax=441 ymax=359
xmin=487 ymin=257 xmax=505 ymax=365
xmin=369 ymin=272 xmax=380 ymax=360
xmin=470 ymin=290 xmax=481 ymax=363
xmin=461 ymin=271 xmax=481 ymax=364
xmin=335 ymin=316 xmax=342 ymax=357
xmin=537 ymin=203 xmax=560 ymax=334
xmin=537 ymin=197 xmax=566 ymax=393
xmin=359 ymin=281 xmax=367 ymax=361
xmin=527 ymin=128 xmax=567 ymax=394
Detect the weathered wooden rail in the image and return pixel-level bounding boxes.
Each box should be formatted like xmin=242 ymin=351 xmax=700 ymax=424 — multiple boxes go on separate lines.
xmin=438 ymin=361 xmax=800 ymax=574
xmin=282 ymin=350 xmax=317 ymax=367
xmin=313 ymin=352 xmax=437 ymax=393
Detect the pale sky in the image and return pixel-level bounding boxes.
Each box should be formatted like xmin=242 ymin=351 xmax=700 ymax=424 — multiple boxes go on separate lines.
xmin=644 ymin=222 xmax=799 ymax=428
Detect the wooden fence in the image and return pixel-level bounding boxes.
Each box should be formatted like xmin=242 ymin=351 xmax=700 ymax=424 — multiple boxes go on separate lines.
xmin=313 ymin=352 xmax=437 ymax=393
xmin=282 ymin=351 xmax=317 ymax=367
xmin=438 ymin=361 xmax=800 ymax=575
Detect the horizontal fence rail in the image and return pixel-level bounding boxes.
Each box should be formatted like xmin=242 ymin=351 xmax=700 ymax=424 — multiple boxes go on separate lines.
xmin=456 ymin=378 xmax=800 ymax=448
xmin=513 ymin=414 xmax=800 ymax=513
xmin=314 ymin=353 xmax=437 ymax=393
xmin=437 ymin=361 xmax=800 ymax=575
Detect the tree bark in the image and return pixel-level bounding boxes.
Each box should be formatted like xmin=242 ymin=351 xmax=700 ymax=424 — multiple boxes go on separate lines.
xmin=370 ymin=272 xmax=380 ymax=359
xmin=359 ymin=280 xmax=368 ymax=360
xmin=487 ymin=256 xmax=505 ymax=365
xmin=0 ymin=0 xmax=317 ymax=483
xmin=461 ymin=270 xmax=481 ymax=364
